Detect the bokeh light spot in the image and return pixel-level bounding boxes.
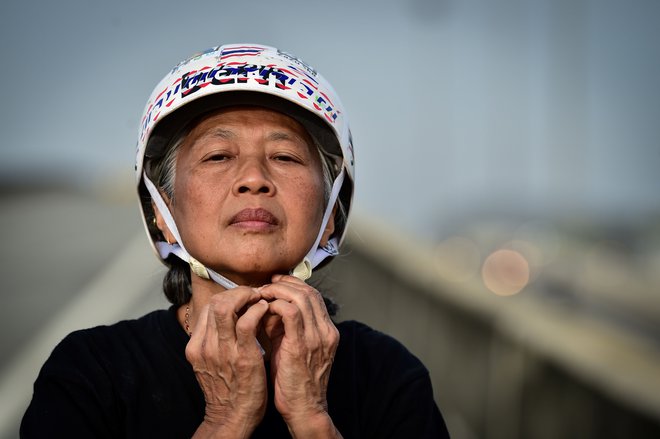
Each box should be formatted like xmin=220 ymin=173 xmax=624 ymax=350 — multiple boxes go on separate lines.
xmin=507 ymin=239 xmax=542 ymax=281
xmin=482 ymin=249 xmax=530 ymax=296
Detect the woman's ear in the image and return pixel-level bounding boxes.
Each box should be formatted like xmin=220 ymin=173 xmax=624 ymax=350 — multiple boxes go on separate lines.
xmin=152 ymin=199 xmax=177 ymax=245
xmin=319 ymin=204 xmax=337 ymax=247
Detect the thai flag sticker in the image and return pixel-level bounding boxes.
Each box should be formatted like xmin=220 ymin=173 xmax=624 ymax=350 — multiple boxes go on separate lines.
xmin=219 ymin=45 xmax=266 ymax=60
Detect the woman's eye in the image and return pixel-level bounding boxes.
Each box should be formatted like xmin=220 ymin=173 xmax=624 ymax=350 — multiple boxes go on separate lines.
xmin=207 ymin=153 xmax=230 ymax=162
xmin=273 ymin=154 xmax=299 ymax=163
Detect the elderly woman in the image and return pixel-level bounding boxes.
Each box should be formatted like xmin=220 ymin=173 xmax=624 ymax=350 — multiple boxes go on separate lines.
xmin=21 ymin=44 xmax=449 ymax=438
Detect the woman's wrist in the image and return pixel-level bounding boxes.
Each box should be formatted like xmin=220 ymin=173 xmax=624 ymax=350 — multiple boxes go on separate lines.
xmin=193 ymin=405 xmax=264 ymax=439
xmin=286 ymin=411 xmax=343 ymax=439
xmin=192 ymin=417 xmax=258 ymax=439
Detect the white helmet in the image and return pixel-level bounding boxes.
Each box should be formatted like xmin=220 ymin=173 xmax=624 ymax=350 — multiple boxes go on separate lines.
xmin=136 ymin=44 xmax=355 ymax=289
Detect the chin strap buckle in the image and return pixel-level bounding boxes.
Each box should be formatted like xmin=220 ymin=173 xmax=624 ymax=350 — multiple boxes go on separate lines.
xmin=291 ymin=258 xmax=312 ymax=281
xmin=189 ymin=257 xmax=210 ymax=280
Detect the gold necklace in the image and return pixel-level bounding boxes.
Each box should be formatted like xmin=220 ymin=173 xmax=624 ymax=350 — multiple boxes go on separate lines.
xmin=184 ymin=304 xmax=192 ymax=336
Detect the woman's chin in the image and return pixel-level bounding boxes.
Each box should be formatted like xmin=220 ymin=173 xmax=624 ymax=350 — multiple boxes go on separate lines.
xmin=216 ymin=266 xmax=289 ymax=287
xmin=198 ymin=251 xmax=304 ymax=286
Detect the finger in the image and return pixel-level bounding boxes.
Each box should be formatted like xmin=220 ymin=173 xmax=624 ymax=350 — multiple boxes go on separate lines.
xmin=265 ymin=278 xmax=338 ymax=351
xmin=224 ymin=286 xmax=263 ymax=312
xmin=191 ymin=302 xmax=210 ymax=337
xmin=210 ymin=287 xmax=261 ymax=340
xmin=185 ymin=303 xmax=216 ymax=363
xmin=267 ymin=299 xmax=305 ymax=343
xmin=259 ymin=276 xmax=313 ymax=310
xmin=270 ymin=273 xmax=289 ymax=283
xmin=270 ymin=273 xmax=304 ymax=287
xmin=235 ymin=299 xmax=269 ymax=353
xmin=275 ymin=276 xmax=335 ymax=327
xmin=259 ymin=280 xmax=322 ymax=331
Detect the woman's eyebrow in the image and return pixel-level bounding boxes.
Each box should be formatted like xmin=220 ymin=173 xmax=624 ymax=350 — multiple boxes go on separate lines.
xmin=189 ymin=128 xmax=235 ymax=151
xmin=203 ymin=128 xmax=236 ymax=140
xmin=266 ymin=131 xmax=305 ymax=143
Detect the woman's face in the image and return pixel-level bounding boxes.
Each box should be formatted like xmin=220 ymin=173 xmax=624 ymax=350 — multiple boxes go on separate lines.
xmin=166 ymin=106 xmax=328 ymax=286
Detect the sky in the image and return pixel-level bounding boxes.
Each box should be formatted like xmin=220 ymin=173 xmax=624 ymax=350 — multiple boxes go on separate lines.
xmin=1 ymin=0 xmax=659 ymax=237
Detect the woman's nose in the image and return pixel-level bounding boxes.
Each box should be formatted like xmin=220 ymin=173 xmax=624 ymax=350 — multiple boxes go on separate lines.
xmin=232 ymin=159 xmax=275 ymax=195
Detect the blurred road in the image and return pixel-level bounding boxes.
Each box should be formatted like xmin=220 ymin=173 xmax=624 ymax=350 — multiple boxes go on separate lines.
xmin=1 ymin=188 xmax=159 ymax=367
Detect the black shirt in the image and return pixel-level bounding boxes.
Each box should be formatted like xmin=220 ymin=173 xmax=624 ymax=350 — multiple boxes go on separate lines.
xmin=21 ymin=306 xmax=449 ymax=438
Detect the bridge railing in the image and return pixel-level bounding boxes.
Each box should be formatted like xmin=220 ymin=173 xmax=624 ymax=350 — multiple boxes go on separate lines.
xmin=321 ymin=213 xmax=660 ymax=439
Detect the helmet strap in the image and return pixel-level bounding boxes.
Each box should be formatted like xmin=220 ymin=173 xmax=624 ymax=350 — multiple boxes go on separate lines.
xmin=143 ymin=173 xmax=238 ymax=289
xmin=302 ymin=168 xmax=345 ymax=270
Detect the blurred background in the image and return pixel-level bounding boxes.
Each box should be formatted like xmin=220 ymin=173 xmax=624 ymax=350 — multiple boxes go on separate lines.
xmin=1 ymin=0 xmax=659 ymax=437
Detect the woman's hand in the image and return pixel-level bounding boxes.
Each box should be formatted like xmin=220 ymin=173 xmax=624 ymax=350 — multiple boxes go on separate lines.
xmin=186 ymin=287 xmax=270 ymax=438
xmin=259 ymin=275 xmax=342 ymax=438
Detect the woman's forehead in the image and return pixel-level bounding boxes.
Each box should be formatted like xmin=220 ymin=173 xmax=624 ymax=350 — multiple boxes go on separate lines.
xmin=186 ymin=106 xmax=313 ymax=145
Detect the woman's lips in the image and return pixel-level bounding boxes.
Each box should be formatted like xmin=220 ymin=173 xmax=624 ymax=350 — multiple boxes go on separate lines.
xmin=230 ymin=208 xmax=279 ymax=230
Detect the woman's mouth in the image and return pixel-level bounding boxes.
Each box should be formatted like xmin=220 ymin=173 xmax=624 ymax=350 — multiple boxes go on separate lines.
xmin=229 ymin=208 xmax=279 ymax=231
